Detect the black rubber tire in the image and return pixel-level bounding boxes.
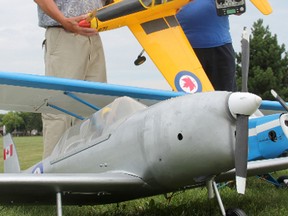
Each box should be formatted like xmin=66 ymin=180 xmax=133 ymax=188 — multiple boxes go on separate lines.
xmin=226 ymin=208 xmax=247 ymax=216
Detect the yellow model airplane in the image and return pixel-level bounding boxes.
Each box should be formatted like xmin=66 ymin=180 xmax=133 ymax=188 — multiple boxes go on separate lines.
xmin=79 ymin=0 xmax=272 ymax=92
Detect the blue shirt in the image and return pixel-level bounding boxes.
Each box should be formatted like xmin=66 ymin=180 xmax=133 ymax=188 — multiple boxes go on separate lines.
xmin=176 ymin=0 xmax=232 ymax=48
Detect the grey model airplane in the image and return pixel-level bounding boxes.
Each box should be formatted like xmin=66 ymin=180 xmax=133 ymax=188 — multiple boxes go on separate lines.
xmin=1 ymin=72 xmax=288 ymax=216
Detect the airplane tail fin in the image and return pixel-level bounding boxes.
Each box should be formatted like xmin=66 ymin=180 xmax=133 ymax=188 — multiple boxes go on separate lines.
xmin=3 ymin=133 xmax=21 ymax=173
xmin=250 ymin=0 xmax=272 ymax=15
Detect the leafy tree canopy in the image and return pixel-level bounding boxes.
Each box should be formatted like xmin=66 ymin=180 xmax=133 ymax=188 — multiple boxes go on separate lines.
xmin=2 ymin=112 xmax=24 ymax=133
xmin=1 ymin=112 xmax=42 ymax=134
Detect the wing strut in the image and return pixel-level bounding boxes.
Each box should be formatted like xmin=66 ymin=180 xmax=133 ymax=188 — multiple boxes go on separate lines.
xmin=64 ymin=91 xmax=101 ymax=111
xmin=47 ymin=103 xmax=85 ymax=120
xmin=46 ymin=91 xmax=105 ymax=120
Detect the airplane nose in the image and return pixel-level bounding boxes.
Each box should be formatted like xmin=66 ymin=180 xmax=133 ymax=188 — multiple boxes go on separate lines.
xmin=228 ymin=92 xmax=262 ymax=118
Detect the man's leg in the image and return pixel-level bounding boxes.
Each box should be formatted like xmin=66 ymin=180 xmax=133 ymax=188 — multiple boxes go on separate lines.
xmin=42 ymin=113 xmax=72 ymax=158
xmin=85 ymin=34 xmax=107 ymax=82
xmin=42 ymin=28 xmax=93 ymax=158
xmin=214 ymin=44 xmax=237 ymax=91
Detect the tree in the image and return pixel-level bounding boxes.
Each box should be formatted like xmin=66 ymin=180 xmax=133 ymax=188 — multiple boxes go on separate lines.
xmin=2 ymin=112 xmax=24 ymax=133
xmin=0 ymin=114 xmax=4 ymax=126
xmin=19 ymin=112 xmax=42 ymax=134
xmin=1 ymin=112 xmax=42 ymax=135
xmin=236 ymin=19 xmax=288 ymax=100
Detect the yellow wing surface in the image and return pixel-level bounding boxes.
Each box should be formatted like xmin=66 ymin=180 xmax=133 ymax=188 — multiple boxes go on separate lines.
xmin=250 ymin=0 xmax=272 ymax=15
xmin=95 ymin=0 xmax=214 ymax=93
xmin=129 ymin=18 xmax=213 ymax=92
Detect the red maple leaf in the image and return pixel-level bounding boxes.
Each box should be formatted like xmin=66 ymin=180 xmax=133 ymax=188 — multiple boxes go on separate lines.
xmin=182 ymin=77 xmax=196 ymax=92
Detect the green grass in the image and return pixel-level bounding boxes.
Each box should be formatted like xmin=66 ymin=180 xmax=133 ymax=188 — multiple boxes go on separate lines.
xmin=0 ymin=136 xmax=287 ymax=215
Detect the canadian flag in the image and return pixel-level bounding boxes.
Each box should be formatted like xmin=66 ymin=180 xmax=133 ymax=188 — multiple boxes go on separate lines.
xmin=3 ymin=144 xmax=13 ymax=160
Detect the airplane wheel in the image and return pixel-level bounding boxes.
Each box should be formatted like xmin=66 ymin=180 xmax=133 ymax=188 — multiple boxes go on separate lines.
xmin=226 ymin=208 xmax=247 ymax=216
xmin=277 ymin=175 xmax=288 ymax=187
xmin=134 ymin=56 xmax=146 ymax=66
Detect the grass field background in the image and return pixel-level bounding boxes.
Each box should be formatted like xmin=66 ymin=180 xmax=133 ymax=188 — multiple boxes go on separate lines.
xmin=0 ymin=136 xmax=287 ymax=215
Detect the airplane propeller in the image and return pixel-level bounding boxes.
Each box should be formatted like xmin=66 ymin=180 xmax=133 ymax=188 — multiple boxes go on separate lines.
xmin=227 ymin=27 xmax=261 ymax=194
xmin=235 ymin=27 xmax=250 ymax=194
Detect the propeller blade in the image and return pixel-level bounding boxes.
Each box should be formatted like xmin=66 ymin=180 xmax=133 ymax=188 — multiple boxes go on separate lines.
xmin=235 ymin=114 xmax=249 ymax=194
xmin=241 ymin=27 xmax=250 ymax=92
xmin=234 ymin=28 xmax=250 ymax=194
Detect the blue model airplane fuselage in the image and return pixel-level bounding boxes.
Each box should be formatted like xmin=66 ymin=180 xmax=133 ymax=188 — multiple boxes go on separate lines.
xmin=248 ymin=113 xmax=288 ymax=161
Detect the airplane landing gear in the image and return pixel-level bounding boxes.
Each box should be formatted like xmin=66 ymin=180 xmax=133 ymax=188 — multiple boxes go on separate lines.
xmin=207 ymin=179 xmax=247 ymax=216
xmin=258 ymin=174 xmax=288 ymax=188
xmin=277 ymin=175 xmax=288 ymax=188
xmin=134 ymin=49 xmax=146 ymax=66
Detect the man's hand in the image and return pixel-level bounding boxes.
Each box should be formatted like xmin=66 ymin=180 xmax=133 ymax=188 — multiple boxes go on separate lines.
xmin=61 ymin=15 xmax=98 ymax=36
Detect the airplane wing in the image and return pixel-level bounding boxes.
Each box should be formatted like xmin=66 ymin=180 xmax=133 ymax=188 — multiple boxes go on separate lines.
xmin=1 ymin=72 xmax=286 ymax=118
xmin=260 ymin=100 xmax=288 ymax=115
xmin=128 ymin=18 xmax=214 ymax=93
xmin=1 ymin=158 xmax=287 ymax=205
xmin=0 ymin=172 xmax=154 ymax=205
xmin=250 ymin=0 xmax=272 ymax=15
xmin=216 ymin=156 xmax=288 ymax=182
xmin=0 ymin=72 xmax=184 ymax=119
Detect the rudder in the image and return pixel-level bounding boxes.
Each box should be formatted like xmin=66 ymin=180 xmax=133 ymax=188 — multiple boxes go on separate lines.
xmin=3 ymin=133 xmax=20 ymax=173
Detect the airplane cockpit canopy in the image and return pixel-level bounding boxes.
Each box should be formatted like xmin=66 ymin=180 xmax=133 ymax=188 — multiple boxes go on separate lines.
xmin=51 ymin=96 xmax=147 ymax=157
xmin=87 ymin=95 xmax=147 ymax=137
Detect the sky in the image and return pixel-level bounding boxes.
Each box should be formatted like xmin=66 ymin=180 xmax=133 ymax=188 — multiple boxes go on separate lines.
xmin=0 ymin=0 xmax=287 ymax=91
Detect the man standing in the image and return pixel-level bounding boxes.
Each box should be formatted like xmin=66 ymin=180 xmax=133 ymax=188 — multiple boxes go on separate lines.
xmin=34 ymin=0 xmax=107 ymax=158
xmin=177 ymin=0 xmax=237 ymax=91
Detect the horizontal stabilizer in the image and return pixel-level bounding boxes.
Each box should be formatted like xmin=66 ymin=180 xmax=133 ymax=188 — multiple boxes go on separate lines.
xmin=217 ymin=156 xmax=288 ymax=183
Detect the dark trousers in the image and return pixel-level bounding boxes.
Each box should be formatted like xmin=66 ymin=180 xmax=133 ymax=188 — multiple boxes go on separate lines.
xmin=194 ymin=43 xmax=237 ymax=91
